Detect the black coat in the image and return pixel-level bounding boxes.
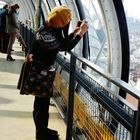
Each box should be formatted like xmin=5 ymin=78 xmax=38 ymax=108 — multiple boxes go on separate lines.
xmin=0 ymin=9 xmax=8 ymax=32
xmin=29 ymin=25 xmax=81 ymax=67
xmin=17 ymin=24 xmax=81 ymax=96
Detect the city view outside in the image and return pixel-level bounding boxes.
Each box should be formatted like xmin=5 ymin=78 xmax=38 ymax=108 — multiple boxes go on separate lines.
xmin=123 ymin=0 xmax=140 ymax=88
xmin=123 ymin=0 xmax=140 ymax=106
xmin=83 ymin=0 xmax=140 ymax=107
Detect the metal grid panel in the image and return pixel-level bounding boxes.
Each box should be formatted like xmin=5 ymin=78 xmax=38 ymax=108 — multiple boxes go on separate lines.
xmin=53 ymin=71 xmax=133 ymax=140
xmin=53 ymin=54 xmax=137 ymax=140
xmin=75 ymin=86 xmax=131 ymax=140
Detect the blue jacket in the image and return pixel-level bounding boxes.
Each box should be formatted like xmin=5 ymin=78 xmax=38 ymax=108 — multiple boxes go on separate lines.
xmin=0 ymin=9 xmax=8 ymax=32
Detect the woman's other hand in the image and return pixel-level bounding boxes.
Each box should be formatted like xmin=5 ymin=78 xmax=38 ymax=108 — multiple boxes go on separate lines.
xmin=26 ymin=53 xmax=33 ymax=62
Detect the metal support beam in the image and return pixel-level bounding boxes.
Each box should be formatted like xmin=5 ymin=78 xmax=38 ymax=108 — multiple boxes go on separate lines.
xmin=133 ymin=100 xmax=140 ymax=140
xmin=66 ymin=54 xmax=76 ymax=140
xmin=38 ymin=0 xmax=42 ymax=28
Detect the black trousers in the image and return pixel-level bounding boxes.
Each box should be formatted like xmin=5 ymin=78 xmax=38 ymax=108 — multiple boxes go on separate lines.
xmin=33 ymin=96 xmax=50 ymax=140
xmin=0 ymin=32 xmax=9 ymax=52
xmin=0 ymin=33 xmax=2 ymax=51
xmin=3 ymin=33 xmax=9 ymax=52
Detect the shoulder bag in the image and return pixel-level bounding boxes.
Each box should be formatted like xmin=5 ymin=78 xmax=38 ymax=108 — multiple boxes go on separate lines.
xmin=18 ymin=61 xmax=56 ymax=97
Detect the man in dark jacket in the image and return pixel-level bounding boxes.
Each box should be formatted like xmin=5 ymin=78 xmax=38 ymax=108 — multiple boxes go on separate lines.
xmin=0 ymin=4 xmax=10 ymax=53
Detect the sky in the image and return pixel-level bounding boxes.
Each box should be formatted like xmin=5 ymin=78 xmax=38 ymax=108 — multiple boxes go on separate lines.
xmin=123 ymin=0 xmax=140 ymax=19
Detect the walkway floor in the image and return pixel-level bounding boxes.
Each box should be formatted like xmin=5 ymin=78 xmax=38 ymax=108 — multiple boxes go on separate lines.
xmin=0 ymin=40 xmax=66 ymax=140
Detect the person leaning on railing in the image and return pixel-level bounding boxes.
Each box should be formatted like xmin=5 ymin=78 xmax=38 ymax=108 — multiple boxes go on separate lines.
xmin=25 ymin=5 xmax=88 ymax=140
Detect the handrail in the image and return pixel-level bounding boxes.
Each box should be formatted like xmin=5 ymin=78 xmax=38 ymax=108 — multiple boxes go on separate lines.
xmin=56 ymin=53 xmax=135 ymax=130
xmin=56 ymin=52 xmax=140 ymax=140
xmin=69 ymin=52 xmax=140 ymax=140
xmin=72 ymin=52 xmax=140 ymax=100
xmin=58 ymin=51 xmax=140 ymax=100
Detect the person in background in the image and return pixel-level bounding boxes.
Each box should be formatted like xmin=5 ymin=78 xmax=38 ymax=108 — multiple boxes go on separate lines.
xmin=0 ymin=4 xmax=10 ymax=53
xmin=6 ymin=3 xmax=27 ymax=61
xmin=26 ymin=5 xmax=88 ymax=140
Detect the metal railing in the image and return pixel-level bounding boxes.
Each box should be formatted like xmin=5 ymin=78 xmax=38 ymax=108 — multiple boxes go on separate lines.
xmin=53 ymin=52 xmax=140 ymax=140
xmin=19 ymin=22 xmax=34 ymax=54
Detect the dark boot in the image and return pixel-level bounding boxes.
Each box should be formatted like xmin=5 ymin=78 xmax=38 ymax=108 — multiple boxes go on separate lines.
xmin=33 ymin=97 xmax=59 ymax=140
xmin=46 ymin=131 xmax=59 ymax=140
xmin=47 ymin=128 xmax=58 ymax=135
xmin=7 ymin=56 xmax=15 ymax=61
xmin=33 ymin=111 xmax=49 ymax=140
xmin=33 ymin=111 xmax=59 ymax=140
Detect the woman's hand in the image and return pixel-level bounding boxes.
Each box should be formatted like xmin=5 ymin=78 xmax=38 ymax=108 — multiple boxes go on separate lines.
xmin=73 ymin=20 xmax=88 ymax=37
xmin=26 ymin=53 xmax=33 ymax=62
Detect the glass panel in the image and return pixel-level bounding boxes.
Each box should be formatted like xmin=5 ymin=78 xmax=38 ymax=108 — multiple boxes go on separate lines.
xmin=122 ymin=0 xmax=139 ymax=107
xmin=123 ymin=0 xmax=140 ymax=88
xmin=81 ymin=0 xmax=108 ymax=71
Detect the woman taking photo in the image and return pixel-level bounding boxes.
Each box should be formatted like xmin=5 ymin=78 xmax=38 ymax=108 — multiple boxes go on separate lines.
xmin=19 ymin=5 xmax=88 ymax=140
